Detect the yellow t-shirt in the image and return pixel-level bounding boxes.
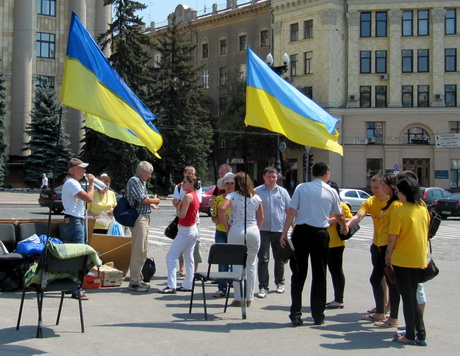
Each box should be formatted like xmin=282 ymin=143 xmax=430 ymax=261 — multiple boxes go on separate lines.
xmin=358 ymin=195 xmax=388 ymax=244
xmin=88 ymin=190 xmax=117 ymax=230
xmin=375 ymin=200 xmax=403 ymax=247
xmin=328 ymin=202 xmax=353 ymax=248
xmin=212 ymin=194 xmax=230 ymax=232
xmin=389 ymin=203 xmax=429 ymax=268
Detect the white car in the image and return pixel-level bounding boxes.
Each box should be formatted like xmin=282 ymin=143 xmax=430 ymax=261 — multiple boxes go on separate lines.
xmin=339 ymin=189 xmax=371 ymax=213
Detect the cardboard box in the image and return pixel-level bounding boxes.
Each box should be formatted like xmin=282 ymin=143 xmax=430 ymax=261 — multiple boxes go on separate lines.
xmin=83 ymin=273 xmax=102 ymax=289
xmin=100 ymin=268 xmax=123 ymax=287
xmin=89 ymin=234 xmax=132 ymax=275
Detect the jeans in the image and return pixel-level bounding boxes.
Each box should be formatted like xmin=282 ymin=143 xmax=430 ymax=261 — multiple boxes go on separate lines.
xmin=215 ymin=229 xmax=230 ymax=292
xmin=63 ymin=216 xmax=85 ymax=244
xmin=257 ymin=231 xmax=285 ymax=289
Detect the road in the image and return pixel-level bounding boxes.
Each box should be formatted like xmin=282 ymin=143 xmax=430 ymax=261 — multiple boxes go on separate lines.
xmin=1 ymin=204 xmax=458 ymax=263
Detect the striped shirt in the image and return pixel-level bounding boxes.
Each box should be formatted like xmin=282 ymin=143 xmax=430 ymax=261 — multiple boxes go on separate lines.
xmin=126 ymin=174 xmax=151 ymax=215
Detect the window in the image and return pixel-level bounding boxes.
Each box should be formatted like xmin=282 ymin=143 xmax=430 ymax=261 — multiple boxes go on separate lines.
xmin=375 ymin=51 xmax=387 ymax=73
xmin=304 ymin=86 xmax=313 ymax=99
xmin=402 ymin=10 xmax=413 ymax=36
xmin=417 ymin=85 xmax=429 ymax=107
xmin=37 ymin=0 xmax=56 ymax=16
xmin=220 ymin=139 xmax=227 ymax=149
xmin=239 ymin=64 xmax=247 ymax=80
xmin=376 ymin=12 xmax=387 ymax=37
xmin=304 ymin=51 xmax=312 ymax=74
xmin=367 ymin=159 xmax=383 ymax=186
xmin=450 ymin=159 xmax=460 ymax=188
xmin=366 ymin=122 xmax=383 ymax=143
xmin=304 ymin=20 xmax=313 ymax=39
xmin=418 ymin=10 xmax=429 ymax=36
xmin=290 ymin=54 xmax=297 ymax=77
xmin=375 ymin=86 xmax=387 ymax=107
xmin=445 ymin=49 xmax=457 ymax=72
xmin=450 ymin=121 xmax=460 ymax=133
xmin=402 ymin=50 xmax=413 ymax=72
xmin=402 ymin=85 xmax=414 ymax=107
xmin=360 ymin=12 xmax=371 ymax=37
xmin=36 ymin=32 xmax=55 ymax=58
xmin=360 ymin=86 xmax=371 ymax=107
xmin=202 ymin=43 xmax=209 ymax=59
xmin=35 ymin=75 xmax=54 ymax=89
xmin=445 ymin=85 xmax=457 ymax=107
xmin=290 ymin=23 xmax=299 ymax=42
xmin=239 ymin=35 xmax=247 ymax=52
xmin=417 ymin=49 xmax=429 ymax=72
xmin=202 ymin=70 xmax=209 ymax=89
xmin=405 ymin=127 xmax=430 ymax=144
xmin=360 ymin=51 xmax=371 ymax=73
xmin=219 ymin=39 xmax=227 ymax=55
xmin=446 ymin=9 xmax=457 ymax=35
xmin=260 ymin=30 xmax=268 ymax=48
xmin=218 ymin=97 xmax=227 ymax=117
xmin=219 ymin=67 xmax=227 ymax=87
xmin=153 ymin=54 xmax=161 ymax=68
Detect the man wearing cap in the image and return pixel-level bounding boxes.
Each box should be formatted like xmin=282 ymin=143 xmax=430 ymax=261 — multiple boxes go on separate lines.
xmin=62 ymin=158 xmax=95 ymax=244
xmin=255 ymin=167 xmax=291 ymax=298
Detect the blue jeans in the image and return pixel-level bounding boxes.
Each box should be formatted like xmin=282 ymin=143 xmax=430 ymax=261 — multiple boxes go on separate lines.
xmin=63 ymin=216 xmax=85 ymax=244
xmin=215 ymin=230 xmax=230 ymax=292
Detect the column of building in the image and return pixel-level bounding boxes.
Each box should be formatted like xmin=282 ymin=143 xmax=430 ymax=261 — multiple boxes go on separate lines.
xmin=387 ymin=10 xmax=402 ymax=108
xmin=431 ymin=7 xmax=446 ymax=108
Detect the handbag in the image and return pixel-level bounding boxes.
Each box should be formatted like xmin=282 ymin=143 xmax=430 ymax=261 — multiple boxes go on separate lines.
xmin=337 ymin=224 xmax=360 ymax=240
xmin=278 ymin=238 xmax=295 ymax=264
xmin=428 ymin=211 xmax=441 ymax=239
xmin=419 ymin=240 xmax=440 ymax=283
xmin=164 ymin=216 xmax=179 ymax=239
xmin=142 ymin=257 xmax=156 ymax=282
xmin=384 ymin=265 xmax=397 ymax=284
xmin=113 ymin=196 xmax=139 ymax=227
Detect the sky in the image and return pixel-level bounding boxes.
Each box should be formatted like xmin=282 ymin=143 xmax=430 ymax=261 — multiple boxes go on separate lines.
xmin=137 ymin=0 xmax=228 ymax=27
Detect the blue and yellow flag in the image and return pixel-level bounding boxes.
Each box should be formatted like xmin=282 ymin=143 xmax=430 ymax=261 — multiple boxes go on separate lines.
xmin=245 ymin=48 xmax=343 ymax=156
xmin=62 ymin=12 xmax=162 ymax=158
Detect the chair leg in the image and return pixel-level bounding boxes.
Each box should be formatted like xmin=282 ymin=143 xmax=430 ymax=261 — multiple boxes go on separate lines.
xmin=16 ymin=288 xmax=27 ymax=330
xmin=241 ymin=280 xmax=247 ymax=320
xmin=201 ymin=280 xmax=208 ymax=321
xmin=189 ymin=276 xmax=196 ymax=314
xmin=78 ymin=290 xmax=85 ymax=333
xmin=56 ymin=292 xmax=65 ymax=325
xmin=223 ymin=282 xmax=230 ymax=313
xmin=36 ymin=291 xmax=44 ymax=338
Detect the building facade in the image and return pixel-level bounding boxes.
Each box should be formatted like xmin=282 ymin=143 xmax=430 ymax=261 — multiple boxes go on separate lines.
xmin=1 ymin=0 xmax=111 ymax=186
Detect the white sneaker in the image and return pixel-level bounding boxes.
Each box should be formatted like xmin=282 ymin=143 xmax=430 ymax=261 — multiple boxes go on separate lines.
xmin=257 ymin=288 xmax=268 ymax=298
xmin=276 ymin=284 xmax=285 ymax=294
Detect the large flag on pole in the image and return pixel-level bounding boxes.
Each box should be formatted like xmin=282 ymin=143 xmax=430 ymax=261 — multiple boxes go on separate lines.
xmin=62 ymin=12 xmax=162 ymax=158
xmin=245 ymin=48 xmax=343 ymax=156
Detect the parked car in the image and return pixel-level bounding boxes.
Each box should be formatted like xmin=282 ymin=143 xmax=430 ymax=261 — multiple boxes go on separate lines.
xmin=339 ymin=189 xmax=371 ymax=213
xmin=38 ymin=185 xmax=64 ymax=213
xmin=433 ymin=193 xmax=460 ymax=219
xmin=420 ymin=187 xmax=451 ymax=210
xmin=199 ymin=185 xmax=216 ymax=216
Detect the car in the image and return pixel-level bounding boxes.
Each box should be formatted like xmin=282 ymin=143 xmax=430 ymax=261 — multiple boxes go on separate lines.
xmin=420 ymin=187 xmax=451 ymax=210
xmin=339 ymin=188 xmax=371 ymax=213
xmin=38 ymin=185 xmax=64 ymax=214
xmin=199 ymin=185 xmax=216 ymax=216
xmin=433 ymin=193 xmax=460 ymax=219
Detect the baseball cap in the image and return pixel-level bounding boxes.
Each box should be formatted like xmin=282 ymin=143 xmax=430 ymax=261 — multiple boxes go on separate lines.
xmin=68 ymin=158 xmax=89 ymax=169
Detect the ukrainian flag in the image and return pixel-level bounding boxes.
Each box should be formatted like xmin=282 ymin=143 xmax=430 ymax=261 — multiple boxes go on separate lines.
xmin=245 ymin=48 xmax=343 ymax=156
xmin=62 ymin=12 xmax=162 ymax=158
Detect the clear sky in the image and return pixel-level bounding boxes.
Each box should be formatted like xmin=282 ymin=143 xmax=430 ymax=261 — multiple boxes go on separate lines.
xmin=137 ymin=0 xmax=225 ymax=28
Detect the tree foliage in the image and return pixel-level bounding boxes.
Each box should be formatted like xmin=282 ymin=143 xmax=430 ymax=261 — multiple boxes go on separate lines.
xmin=0 ymin=61 xmax=7 ymax=187
xmin=149 ymin=18 xmax=213 ymax=194
xmin=23 ymin=86 xmax=72 ymax=188
xmin=81 ymin=0 xmax=156 ymax=192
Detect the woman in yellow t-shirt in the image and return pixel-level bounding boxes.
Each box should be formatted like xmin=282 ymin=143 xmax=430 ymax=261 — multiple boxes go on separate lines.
xmin=326 ymin=181 xmax=353 ymax=309
xmin=386 ymin=177 xmax=429 ymax=345
xmin=88 ymin=174 xmax=117 ymax=234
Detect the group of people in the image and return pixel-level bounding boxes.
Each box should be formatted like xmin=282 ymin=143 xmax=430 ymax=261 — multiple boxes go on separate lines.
xmin=59 ymin=157 xmax=430 ymax=345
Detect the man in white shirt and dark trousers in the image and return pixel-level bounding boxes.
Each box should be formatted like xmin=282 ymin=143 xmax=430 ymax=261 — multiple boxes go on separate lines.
xmin=281 ymin=162 xmax=348 ymax=326
xmin=255 ymin=167 xmax=291 ymax=298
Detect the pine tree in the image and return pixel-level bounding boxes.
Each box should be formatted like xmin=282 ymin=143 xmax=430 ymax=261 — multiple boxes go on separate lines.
xmin=0 ymin=61 xmax=7 ymax=188
xmin=150 ymin=18 xmax=213 ymax=194
xmin=23 ymin=85 xmax=72 ymax=188
xmin=81 ymin=0 xmax=156 ymax=192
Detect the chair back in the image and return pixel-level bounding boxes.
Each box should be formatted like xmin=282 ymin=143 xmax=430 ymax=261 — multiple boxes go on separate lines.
xmin=0 ymin=224 xmax=16 ymax=251
xmin=19 ymin=223 xmax=49 ymax=242
xmin=207 ymin=243 xmax=247 ymax=267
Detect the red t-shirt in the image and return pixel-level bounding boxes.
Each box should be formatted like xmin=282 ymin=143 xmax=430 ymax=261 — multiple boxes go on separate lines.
xmin=178 ymin=190 xmax=200 ymax=227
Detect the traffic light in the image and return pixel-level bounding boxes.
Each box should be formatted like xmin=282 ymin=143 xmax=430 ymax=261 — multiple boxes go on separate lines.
xmin=308 ymin=154 xmax=314 ymax=167
xmin=303 ymin=153 xmax=308 ymax=167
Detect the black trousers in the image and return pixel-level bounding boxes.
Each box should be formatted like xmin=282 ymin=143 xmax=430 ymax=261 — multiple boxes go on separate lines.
xmin=327 ymin=246 xmax=345 ymax=303
xmin=289 ymin=224 xmax=329 ymax=322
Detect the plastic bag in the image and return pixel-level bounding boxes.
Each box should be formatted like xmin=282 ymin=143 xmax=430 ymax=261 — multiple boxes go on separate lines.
xmin=97 ymin=211 xmax=112 ymax=227
xmin=108 ymin=219 xmax=124 ymax=236
xmin=15 ymin=234 xmax=63 ymax=257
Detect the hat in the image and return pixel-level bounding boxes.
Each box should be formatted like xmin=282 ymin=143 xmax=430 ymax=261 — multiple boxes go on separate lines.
xmin=68 ymin=158 xmax=89 ymax=169
xmin=217 ymin=173 xmax=235 ymax=189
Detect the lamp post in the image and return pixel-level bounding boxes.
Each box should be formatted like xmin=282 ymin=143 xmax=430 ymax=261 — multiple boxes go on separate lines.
xmin=266 ymin=53 xmax=290 ymax=173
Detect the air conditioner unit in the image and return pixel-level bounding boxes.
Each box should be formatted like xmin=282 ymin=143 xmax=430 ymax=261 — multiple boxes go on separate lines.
xmin=380 ymin=74 xmax=389 ymax=80
xmin=368 ymin=137 xmax=376 ymax=144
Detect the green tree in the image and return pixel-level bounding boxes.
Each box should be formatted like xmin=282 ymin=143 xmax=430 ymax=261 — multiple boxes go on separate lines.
xmin=150 ymin=18 xmax=213 ymax=194
xmin=23 ymin=85 xmax=72 ymax=188
xmin=0 ymin=61 xmax=7 ymax=187
xmin=81 ymin=0 xmax=157 ymax=192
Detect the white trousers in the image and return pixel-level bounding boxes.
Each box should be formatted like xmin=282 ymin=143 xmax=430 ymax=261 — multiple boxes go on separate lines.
xmin=166 ymin=224 xmax=198 ymax=290
xmin=228 ymin=224 xmax=260 ymax=301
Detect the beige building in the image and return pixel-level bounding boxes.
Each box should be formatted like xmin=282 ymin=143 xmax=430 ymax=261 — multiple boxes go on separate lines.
xmin=1 ymin=0 xmax=111 ymax=185
xmin=272 ymin=0 xmax=460 ymax=189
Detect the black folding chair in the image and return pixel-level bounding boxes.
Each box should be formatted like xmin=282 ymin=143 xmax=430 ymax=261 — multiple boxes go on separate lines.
xmin=189 ymin=243 xmax=247 ymax=320
xmin=16 ymin=243 xmax=89 ymax=338
xmin=0 ymin=224 xmax=26 ymax=290
xmin=18 ymin=223 xmax=49 ymax=242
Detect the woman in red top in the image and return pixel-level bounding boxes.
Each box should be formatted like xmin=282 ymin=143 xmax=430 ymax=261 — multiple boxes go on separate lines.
xmin=160 ymin=175 xmax=200 ymax=294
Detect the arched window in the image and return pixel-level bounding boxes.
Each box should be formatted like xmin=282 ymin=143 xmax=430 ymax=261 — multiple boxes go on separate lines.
xmin=404 ymin=127 xmax=430 ymax=144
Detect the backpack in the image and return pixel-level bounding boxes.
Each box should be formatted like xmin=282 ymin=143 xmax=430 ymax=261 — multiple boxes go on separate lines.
xmin=113 ymin=196 xmax=139 ymax=227
xmin=142 ymin=257 xmax=156 ymax=282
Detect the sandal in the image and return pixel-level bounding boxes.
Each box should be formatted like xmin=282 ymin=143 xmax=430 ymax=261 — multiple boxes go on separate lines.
xmin=326 ymin=301 xmax=344 ymax=309
xmin=71 ymin=291 xmax=88 ymax=300
xmin=392 ymin=335 xmax=416 ymax=345
xmin=374 ymin=319 xmax=399 ymax=328
xmin=361 ymin=313 xmax=386 ymax=322
xmin=367 ymin=307 xmax=376 ymax=313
